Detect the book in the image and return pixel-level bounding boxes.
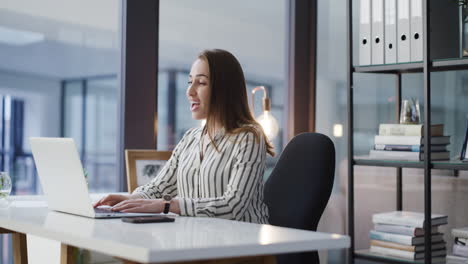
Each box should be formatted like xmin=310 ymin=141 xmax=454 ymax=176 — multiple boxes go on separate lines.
xmin=379 ymin=124 xmax=444 ymax=137
xmin=369 ymin=230 xmax=444 ymax=245
xmin=370 ymin=245 xmax=446 ymax=260
xmin=454 ymin=244 xmax=468 ymax=258
xmin=357 ymin=249 xmax=447 ymax=263
xmin=369 ymin=150 xmax=450 ymax=161
xmin=374 ymin=135 xmax=451 ymax=145
xmin=374 ymin=224 xmax=438 ymax=236
xmin=453 ymin=227 xmax=468 ymax=239
xmin=374 ymin=144 xmax=448 ymax=152
xmin=370 ymin=239 xmax=446 ymax=252
xmin=372 ymin=211 xmax=448 ymax=228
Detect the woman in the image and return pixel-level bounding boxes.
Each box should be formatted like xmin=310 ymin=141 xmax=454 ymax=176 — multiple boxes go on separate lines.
xmin=94 ymin=49 xmax=274 ymax=224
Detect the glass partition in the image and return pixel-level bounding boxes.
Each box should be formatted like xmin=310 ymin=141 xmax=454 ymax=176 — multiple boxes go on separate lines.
xmin=0 ymin=1 xmax=120 ymax=262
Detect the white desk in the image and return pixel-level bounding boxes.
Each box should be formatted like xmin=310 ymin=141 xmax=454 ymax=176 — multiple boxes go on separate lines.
xmin=0 ymin=196 xmax=350 ymax=263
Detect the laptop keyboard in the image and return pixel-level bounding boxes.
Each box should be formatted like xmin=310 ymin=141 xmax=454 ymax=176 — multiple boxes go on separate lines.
xmin=94 ymin=208 xmax=124 ymax=214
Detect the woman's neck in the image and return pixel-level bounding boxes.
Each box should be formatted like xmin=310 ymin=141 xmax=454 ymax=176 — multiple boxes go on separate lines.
xmin=204 ymin=121 xmax=223 ymax=137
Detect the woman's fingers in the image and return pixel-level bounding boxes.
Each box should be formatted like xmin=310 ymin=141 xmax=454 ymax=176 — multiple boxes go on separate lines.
xmin=111 ymin=199 xmax=161 ymax=213
xmin=121 ymin=207 xmax=146 ymax=213
xmin=112 ymin=204 xmax=134 ymax=211
xmin=112 ymin=199 xmax=131 ymax=209
xmin=112 ymin=199 xmax=145 ymax=211
xmin=94 ymin=196 xmax=112 ymax=207
xmin=93 ymin=198 xmax=103 ymax=208
xmin=94 ymin=194 xmax=126 ymax=208
xmin=121 ymin=203 xmax=157 ymax=213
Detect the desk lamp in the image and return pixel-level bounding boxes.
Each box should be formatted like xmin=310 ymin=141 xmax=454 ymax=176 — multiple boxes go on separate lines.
xmin=251 ymin=86 xmax=279 ymax=140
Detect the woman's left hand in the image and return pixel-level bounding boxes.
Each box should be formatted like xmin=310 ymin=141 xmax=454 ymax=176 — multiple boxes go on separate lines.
xmin=111 ymin=199 xmax=164 ymax=213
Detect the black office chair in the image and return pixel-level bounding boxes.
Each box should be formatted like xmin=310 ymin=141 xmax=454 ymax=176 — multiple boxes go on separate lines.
xmin=264 ymin=132 xmax=335 ymax=264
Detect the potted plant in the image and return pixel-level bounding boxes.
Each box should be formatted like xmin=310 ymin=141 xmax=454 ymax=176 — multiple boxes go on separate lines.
xmin=0 ymin=172 xmax=12 ymax=199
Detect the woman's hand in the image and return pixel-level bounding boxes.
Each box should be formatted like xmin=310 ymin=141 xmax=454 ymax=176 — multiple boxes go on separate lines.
xmin=111 ymin=199 xmax=164 ymax=213
xmin=93 ymin=194 xmax=132 ymax=208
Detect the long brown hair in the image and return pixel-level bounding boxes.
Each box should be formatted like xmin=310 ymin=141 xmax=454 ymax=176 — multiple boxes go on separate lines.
xmin=198 ymin=49 xmax=275 ymax=156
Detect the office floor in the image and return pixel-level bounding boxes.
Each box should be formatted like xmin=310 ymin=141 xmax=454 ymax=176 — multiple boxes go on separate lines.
xmin=326 ymin=250 xmax=383 ymax=264
xmin=329 ymin=258 xmax=384 ymax=264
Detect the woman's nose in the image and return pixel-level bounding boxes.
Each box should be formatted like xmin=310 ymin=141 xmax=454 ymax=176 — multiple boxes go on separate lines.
xmin=187 ymin=84 xmax=195 ymax=97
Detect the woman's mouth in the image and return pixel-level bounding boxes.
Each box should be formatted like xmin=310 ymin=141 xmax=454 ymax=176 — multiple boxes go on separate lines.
xmin=191 ymin=102 xmax=200 ymax=111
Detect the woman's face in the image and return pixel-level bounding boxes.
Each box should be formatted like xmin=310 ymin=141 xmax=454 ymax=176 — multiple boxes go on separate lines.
xmin=187 ymin=58 xmax=211 ymax=120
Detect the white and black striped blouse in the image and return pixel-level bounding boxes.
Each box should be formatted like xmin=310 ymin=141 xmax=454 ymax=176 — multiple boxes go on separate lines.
xmin=133 ymin=126 xmax=269 ymax=224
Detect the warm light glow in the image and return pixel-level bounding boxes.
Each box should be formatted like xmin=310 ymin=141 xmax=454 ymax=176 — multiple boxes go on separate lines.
xmin=250 ymin=86 xmax=279 ymax=140
xmin=331 ymin=234 xmax=342 ymax=239
xmin=258 ymin=225 xmax=278 ymax=245
xmin=257 ymin=111 xmax=279 ymax=140
xmin=333 ymin=124 xmax=343 ymax=138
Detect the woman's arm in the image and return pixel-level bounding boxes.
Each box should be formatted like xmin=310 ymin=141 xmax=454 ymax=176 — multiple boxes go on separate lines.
xmin=177 ymin=132 xmax=266 ymax=220
xmin=109 ymin=129 xmax=196 ymax=213
xmin=111 ymin=197 xmax=181 ymax=214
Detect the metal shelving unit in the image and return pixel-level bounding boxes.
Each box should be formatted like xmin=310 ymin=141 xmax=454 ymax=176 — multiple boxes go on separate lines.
xmin=354 ymin=58 xmax=468 ymax=74
xmin=346 ymin=0 xmax=468 ymax=263
xmin=354 ymin=159 xmax=468 ymax=171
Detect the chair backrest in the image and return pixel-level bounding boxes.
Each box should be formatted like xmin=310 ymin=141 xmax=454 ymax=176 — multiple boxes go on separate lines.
xmin=264 ymin=133 xmax=335 ymax=264
xmin=125 ymin=150 xmax=172 ymax=193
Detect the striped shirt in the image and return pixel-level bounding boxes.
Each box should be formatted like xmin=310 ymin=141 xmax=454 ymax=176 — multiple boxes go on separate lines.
xmin=133 ymin=126 xmax=269 ymax=224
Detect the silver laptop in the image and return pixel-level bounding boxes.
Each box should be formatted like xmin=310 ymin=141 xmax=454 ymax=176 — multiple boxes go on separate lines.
xmin=30 ymin=137 xmax=159 ymax=219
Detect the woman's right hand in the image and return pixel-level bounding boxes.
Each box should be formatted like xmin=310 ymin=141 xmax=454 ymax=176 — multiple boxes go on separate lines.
xmin=93 ymin=194 xmax=132 ymax=208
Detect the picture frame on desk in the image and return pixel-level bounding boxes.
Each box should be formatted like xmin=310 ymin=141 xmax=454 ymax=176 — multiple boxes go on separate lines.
xmin=125 ymin=150 xmax=172 ymax=192
xmin=461 ymin=119 xmax=468 ymax=162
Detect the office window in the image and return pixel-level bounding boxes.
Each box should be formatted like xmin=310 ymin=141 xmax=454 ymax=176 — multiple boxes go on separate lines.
xmin=157 ymin=0 xmax=288 ymax=175
xmin=0 ymin=1 xmax=120 ymax=261
xmin=63 ymin=77 xmax=119 ymax=192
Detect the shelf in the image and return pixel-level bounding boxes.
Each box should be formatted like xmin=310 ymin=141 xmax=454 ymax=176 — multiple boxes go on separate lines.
xmin=433 ymin=160 xmax=468 ymax=170
xmin=353 ymin=63 xmax=423 ymax=74
xmin=432 ymin=57 xmax=468 ymax=72
xmin=353 ymin=57 xmax=468 ymax=74
xmin=353 ymin=158 xmax=468 ymax=171
xmin=354 ymin=158 xmax=424 ymax=168
xmin=355 ymin=250 xmax=446 ymax=264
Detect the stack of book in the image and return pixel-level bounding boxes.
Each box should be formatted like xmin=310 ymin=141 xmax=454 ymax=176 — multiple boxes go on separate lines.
xmin=369 ymin=211 xmax=448 ymax=261
xmin=369 ymin=124 xmax=450 ymax=161
xmin=447 ymin=227 xmax=468 ymax=264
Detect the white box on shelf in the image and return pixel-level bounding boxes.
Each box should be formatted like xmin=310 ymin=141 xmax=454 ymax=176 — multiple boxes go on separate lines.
xmin=397 ymin=0 xmax=410 ymax=63
xmin=410 ymin=0 xmax=423 ymax=62
xmin=359 ymin=0 xmax=372 ymax=65
xmin=384 ymin=0 xmax=397 ymax=64
xmin=372 ymin=0 xmax=385 ymax=65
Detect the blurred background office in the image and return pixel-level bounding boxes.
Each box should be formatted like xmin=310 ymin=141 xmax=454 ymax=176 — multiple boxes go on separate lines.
xmin=2 ymin=0 xmax=468 ymax=263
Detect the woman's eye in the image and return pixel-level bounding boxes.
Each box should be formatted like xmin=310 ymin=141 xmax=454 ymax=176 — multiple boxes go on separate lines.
xmin=187 ymin=81 xmax=192 ymax=84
